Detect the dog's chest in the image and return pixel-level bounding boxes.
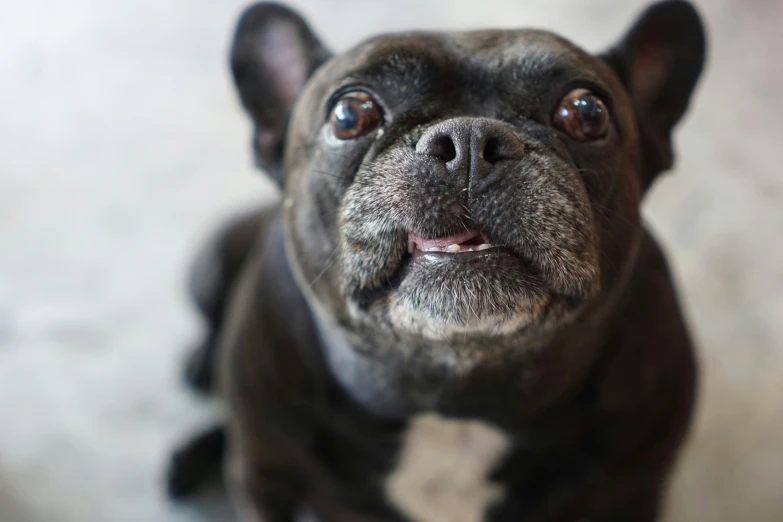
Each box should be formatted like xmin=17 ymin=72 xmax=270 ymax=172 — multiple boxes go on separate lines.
xmin=384 ymin=413 xmax=512 ymax=522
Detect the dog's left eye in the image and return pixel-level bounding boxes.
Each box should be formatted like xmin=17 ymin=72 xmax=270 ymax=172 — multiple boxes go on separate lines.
xmin=329 ymin=91 xmax=383 ymax=140
xmin=553 ymin=89 xmax=610 ymax=141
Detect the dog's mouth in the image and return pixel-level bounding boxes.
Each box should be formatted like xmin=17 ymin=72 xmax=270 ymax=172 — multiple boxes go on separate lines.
xmin=358 ymin=226 xmax=549 ymax=339
xmin=341 ymin=221 xmax=593 ymax=339
xmin=407 ymin=229 xmax=495 ymax=255
xmin=404 ymin=228 xmax=515 ymax=267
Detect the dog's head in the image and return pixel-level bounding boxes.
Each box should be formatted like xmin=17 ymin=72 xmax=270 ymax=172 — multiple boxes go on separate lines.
xmin=231 ymin=1 xmax=705 ymax=343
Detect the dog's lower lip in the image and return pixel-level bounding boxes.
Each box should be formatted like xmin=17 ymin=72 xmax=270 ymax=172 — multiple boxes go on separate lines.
xmin=411 ymin=246 xmax=511 ymax=262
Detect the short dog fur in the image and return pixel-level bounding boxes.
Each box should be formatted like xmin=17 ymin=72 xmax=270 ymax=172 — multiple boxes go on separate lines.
xmin=167 ymin=2 xmax=706 ymax=521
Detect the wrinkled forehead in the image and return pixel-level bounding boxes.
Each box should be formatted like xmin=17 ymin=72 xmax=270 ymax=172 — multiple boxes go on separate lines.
xmin=325 ymin=29 xmax=614 ymax=94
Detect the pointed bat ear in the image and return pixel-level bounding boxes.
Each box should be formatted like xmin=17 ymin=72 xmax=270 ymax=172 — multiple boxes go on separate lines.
xmin=601 ymin=0 xmax=706 ymax=191
xmin=230 ymin=2 xmax=331 ymax=185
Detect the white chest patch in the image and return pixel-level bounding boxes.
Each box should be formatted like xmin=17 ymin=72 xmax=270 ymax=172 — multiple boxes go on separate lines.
xmin=384 ymin=413 xmax=512 ymax=522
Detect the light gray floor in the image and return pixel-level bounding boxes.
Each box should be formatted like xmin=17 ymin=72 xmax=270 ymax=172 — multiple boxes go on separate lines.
xmin=1 ymin=0 xmax=781 ymax=521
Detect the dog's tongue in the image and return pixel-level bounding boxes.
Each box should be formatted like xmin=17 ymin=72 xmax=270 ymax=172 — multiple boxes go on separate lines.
xmin=408 ymin=229 xmax=491 ymax=253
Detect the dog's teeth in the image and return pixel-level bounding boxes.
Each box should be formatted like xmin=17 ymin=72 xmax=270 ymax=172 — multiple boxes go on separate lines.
xmin=414 ymin=241 xmax=492 ymax=254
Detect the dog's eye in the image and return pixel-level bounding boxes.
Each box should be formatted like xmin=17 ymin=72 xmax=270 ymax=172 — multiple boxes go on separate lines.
xmin=553 ymin=89 xmax=610 ymax=141
xmin=329 ymin=92 xmax=383 ymax=140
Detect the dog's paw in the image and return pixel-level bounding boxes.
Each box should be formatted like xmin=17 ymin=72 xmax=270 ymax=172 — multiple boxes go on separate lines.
xmin=165 ymin=425 xmax=226 ymax=500
xmin=166 ymin=447 xmax=201 ymax=499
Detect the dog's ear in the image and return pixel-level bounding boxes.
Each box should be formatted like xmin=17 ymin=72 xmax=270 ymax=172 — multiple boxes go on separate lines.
xmin=231 ymin=2 xmax=331 ymax=184
xmin=601 ymin=0 xmax=706 ymax=191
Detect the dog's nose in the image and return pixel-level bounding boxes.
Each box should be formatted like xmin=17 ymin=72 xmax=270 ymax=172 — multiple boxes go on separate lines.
xmin=415 ymin=117 xmax=525 ymax=183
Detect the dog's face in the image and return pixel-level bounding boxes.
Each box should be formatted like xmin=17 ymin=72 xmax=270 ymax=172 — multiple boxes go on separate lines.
xmin=297 ymin=32 xmax=617 ymax=340
xmin=231 ymin=2 xmax=704 ymax=345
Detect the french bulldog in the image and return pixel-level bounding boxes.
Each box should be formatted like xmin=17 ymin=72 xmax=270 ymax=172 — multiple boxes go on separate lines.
xmin=167 ymin=1 xmax=706 ymax=521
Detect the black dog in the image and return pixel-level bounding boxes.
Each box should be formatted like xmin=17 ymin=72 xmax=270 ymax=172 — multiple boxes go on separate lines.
xmin=168 ymin=2 xmax=706 ymax=521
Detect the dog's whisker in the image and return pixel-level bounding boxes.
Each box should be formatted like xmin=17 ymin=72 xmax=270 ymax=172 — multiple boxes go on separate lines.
xmin=309 ymin=247 xmax=339 ymax=288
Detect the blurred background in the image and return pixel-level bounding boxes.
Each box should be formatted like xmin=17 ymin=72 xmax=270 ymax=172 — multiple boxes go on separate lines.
xmin=1 ymin=0 xmax=781 ymax=520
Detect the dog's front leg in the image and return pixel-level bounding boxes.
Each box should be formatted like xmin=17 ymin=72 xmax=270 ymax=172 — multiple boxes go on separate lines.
xmin=217 ymin=221 xmax=326 ymax=522
xmin=226 ymin=442 xmax=304 ymax=522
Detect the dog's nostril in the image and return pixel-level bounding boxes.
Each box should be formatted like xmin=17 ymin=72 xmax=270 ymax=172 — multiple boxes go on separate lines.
xmin=426 ymin=135 xmax=457 ymax=163
xmin=482 ymin=137 xmax=506 ymax=164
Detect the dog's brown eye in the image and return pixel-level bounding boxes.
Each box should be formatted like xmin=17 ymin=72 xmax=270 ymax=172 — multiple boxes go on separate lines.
xmin=329 ymin=92 xmax=383 ymax=140
xmin=553 ymin=89 xmax=610 ymax=141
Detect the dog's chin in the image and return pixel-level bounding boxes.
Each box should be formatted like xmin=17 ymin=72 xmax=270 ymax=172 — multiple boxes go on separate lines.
xmin=346 ymin=246 xmax=576 ymax=342
xmin=392 ymin=251 xmax=551 ymax=340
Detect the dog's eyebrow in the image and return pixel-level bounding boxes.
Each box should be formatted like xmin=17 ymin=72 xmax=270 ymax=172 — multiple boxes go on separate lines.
xmin=346 ymin=35 xmax=448 ymax=83
xmin=327 ymin=31 xmax=613 ymax=117
xmin=347 ymin=32 xmax=605 ymax=81
xmin=492 ymin=42 xmax=613 ymax=97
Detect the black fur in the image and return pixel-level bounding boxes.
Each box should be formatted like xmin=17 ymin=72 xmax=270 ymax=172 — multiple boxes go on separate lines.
xmin=168 ymin=1 xmax=706 ymax=520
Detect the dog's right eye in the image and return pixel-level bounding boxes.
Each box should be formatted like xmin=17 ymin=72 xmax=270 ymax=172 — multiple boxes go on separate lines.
xmin=329 ymin=92 xmax=383 ymax=140
xmin=553 ymin=89 xmax=610 ymax=142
